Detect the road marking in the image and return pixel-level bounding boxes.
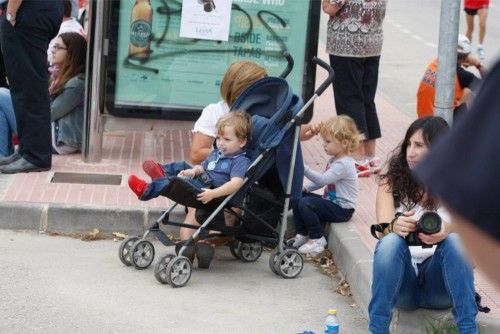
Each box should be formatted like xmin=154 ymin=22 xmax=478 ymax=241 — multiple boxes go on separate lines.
xmin=388 ymin=18 xmax=439 ymax=49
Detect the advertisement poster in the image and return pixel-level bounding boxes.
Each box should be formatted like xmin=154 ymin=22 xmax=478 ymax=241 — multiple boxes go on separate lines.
xmin=111 ymin=0 xmax=314 ymax=117
xmin=179 ymin=0 xmax=232 ymax=41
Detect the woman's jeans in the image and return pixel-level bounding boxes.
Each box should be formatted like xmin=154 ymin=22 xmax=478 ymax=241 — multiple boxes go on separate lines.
xmin=293 ymin=192 xmax=354 ymax=239
xmin=368 ymin=233 xmax=478 ymax=334
xmin=0 ymin=88 xmax=16 ymax=157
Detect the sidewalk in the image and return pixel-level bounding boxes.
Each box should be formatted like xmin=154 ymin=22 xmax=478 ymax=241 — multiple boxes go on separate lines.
xmin=1 ymin=61 xmax=499 ymax=332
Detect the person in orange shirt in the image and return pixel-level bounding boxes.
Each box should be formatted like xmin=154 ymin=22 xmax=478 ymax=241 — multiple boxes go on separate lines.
xmin=416 ymin=34 xmax=486 ymax=121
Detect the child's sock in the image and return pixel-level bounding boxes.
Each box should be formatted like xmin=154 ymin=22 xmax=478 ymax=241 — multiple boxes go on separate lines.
xmin=355 ymin=158 xmax=368 ymax=166
xmin=142 ymin=160 xmax=165 ymax=180
xmin=128 ymin=175 xmax=148 ymax=198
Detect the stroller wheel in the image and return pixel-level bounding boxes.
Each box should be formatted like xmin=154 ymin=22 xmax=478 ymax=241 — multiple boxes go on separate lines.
xmin=118 ymin=236 xmax=139 ymax=266
xmin=268 ymin=248 xmax=281 ymax=276
xmin=165 ymin=256 xmax=192 ymax=288
xmin=276 ymin=249 xmax=304 ymax=279
xmin=229 ymin=240 xmax=240 ymax=259
xmin=238 ymin=241 xmax=263 ymax=262
xmin=154 ymin=253 xmax=176 ymax=284
xmin=130 ymin=240 xmax=155 ymax=270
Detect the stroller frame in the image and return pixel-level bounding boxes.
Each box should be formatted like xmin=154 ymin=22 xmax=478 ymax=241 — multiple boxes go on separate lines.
xmin=118 ymin=57 xmax=335 ymax=287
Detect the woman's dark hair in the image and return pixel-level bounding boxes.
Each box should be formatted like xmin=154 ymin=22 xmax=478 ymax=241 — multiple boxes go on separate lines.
xmin=380 ymin=116 xmax=449 ymax=210
xmin=49 ymin=32 xmax=87 ymax=95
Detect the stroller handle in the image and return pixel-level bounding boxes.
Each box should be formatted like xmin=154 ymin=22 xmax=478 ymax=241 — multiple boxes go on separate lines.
xmin=279 ymin=51 xmax=294 ymax=79
xmin=313 ymin=57 xmax=335 ymax=96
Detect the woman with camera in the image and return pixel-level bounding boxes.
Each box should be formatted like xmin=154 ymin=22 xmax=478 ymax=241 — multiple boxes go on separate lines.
xmin=368 ymin=117 xmax=478 ymax=334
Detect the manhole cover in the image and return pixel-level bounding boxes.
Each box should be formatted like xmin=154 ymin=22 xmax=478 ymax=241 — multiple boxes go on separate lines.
xmin=51 ymin=172 xmax=122 ymax=185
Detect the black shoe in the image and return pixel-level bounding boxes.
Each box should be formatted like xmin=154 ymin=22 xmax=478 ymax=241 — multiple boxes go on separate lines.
xmin=195 ymin=242 xmax=215 ymax=269
xmin=0 ymin=157 xmax=50 ymax=174
xmin=0 ymin=152 xmax=20 ymax=166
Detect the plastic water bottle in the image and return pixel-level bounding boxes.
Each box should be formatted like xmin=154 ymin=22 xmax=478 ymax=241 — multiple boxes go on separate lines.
xmin=324 ymin=309 xmax=339 ymax=334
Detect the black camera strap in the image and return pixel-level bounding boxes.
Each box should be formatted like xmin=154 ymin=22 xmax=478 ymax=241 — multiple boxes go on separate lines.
xmin=370 ymin=213 xmax=402 ymax=240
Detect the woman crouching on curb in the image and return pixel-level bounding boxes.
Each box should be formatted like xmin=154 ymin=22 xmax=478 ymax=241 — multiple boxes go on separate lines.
xmin=368 ymin=117 xmax=478 ymax=334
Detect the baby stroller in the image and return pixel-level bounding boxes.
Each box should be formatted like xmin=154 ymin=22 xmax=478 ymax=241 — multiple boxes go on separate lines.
xmin=118 ymin=57 xmax=334 ymax=287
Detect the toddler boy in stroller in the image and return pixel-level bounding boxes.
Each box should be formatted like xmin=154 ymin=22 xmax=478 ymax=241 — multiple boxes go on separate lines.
xmin=128 ymin=111 xmax=252 ymax=267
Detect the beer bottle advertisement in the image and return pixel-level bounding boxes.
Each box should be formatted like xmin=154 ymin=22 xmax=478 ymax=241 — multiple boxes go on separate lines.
xmin=129 ymin=0 xmax=153 ymax=60
xmin=111 ymin=0 xmax=318 ymax=117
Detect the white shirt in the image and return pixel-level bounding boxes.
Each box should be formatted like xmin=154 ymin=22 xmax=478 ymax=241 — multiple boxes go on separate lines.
xmin=192 ymin=100 xmax=229 ymax=138
xmin=398 ymin=204 xmax=450 ymax=275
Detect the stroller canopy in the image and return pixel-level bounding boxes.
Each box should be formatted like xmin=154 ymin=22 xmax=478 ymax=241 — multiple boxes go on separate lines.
xmin=231 ymin=77 xmax=304 ymax=203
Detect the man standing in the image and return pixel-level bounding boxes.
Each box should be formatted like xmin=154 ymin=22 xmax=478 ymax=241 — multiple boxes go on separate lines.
xmin=0 ymin=0 xmax=63 ymax=173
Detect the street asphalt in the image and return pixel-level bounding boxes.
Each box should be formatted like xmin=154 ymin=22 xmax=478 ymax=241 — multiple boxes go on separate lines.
xmin=0 ymin=230 xmax=368 ymax=334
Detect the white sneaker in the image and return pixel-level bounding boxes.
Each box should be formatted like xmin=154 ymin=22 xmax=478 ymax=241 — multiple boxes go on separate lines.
xmin=367 ymin=156 xmax=382 ymax=174
xmin=298 ymin=236 xmax=327 ymax=255
xmin=477 ymin=46 xmax=485 ymax=60
xmin=290 ymin=234 xmax=309 ymax=248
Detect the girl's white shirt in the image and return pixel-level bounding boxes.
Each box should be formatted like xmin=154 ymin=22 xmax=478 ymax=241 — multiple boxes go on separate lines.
xmin=397 ymin=204 xmax=451 ymax=275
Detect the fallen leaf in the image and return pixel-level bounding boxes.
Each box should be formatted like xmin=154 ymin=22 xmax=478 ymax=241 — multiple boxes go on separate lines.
xmin=82 ymin=228 xmax=101 ymax=241
xmin=112 ymin=232 xmax=127 ymax=240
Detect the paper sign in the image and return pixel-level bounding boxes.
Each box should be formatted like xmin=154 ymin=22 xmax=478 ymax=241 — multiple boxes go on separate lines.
xmin=180 ymin=0 xmax=232 ymax=41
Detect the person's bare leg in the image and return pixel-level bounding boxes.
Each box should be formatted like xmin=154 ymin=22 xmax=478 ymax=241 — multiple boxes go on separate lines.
xmin=478 ymin=8 xmax=488 ymax=44
xmin=179 ymin=207 xmax=199 ymax=240
xmin=353 ymin=141 xmax=366 ymax=162
xmin=465 ymin=14 xmax=474 ymax=42
xmin=364 ymin=139 xmax=377 ymax=158
xmin=224 ymin=207 xmax=241 ymax=227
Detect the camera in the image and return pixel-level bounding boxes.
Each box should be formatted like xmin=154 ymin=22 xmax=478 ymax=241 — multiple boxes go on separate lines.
xmin=405 ymin=211 xmax=442 ymax=248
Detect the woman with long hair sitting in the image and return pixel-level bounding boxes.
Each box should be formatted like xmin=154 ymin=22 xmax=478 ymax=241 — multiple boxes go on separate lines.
xmin=368 ymin=117 xmax=478 ymax=334
xmin=49 ymin=32 xmax=87 ymax=154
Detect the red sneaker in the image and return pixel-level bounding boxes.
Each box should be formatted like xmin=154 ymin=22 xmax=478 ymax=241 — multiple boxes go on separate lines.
xmin=355 ymin=161 xmax=371 ymax=178
xmin=142 ymin=160 xmax=164 ymax=180
xmin=128 ymin=175 xmax=148 ymax=198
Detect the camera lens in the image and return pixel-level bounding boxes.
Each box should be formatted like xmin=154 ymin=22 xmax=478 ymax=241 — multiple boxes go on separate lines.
xmin=419 ymin=212 xmax=442 ymax=234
